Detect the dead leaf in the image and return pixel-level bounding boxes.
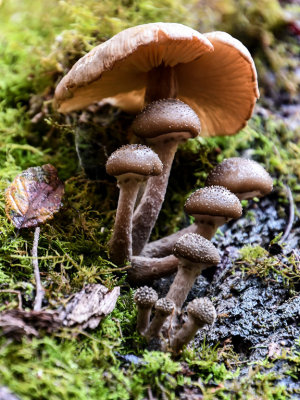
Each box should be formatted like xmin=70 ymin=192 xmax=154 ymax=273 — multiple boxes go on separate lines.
xmin=5 ymin=164 xmax=64 ymax=229
xmin=59 ymin=284 xmax=120 ymax=329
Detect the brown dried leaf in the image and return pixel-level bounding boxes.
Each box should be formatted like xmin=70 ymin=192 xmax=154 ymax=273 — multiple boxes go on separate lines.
xmin=5 ymin=164 xmax=64 ymax=229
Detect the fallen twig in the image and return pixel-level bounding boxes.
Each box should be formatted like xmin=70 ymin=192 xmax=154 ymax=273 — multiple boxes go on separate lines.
xmin=280 ymin=185 xmax=295 ymax=243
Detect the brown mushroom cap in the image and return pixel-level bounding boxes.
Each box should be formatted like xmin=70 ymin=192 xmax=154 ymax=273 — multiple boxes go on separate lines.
xmin=55 ymin=23 xmax=259 ymax=137
xmin=155 ymin=298 xmax=175 ymax=315
xmin=134 ymin=286 xmax=158 ymax=308
xmin=132 ymin=99 xmax=201 ymax=140
xmin=184 ymin=186 xmax=242 ymax=219
xmin=173 ymin=233 xmax=220 ymax=265
xmin=187 ymin=297 xmax=216 ymax=325
xmin=106 ymin=144 xmax=163 ymax=177
xmin=206 ymin=158 xmax=273 ymax=198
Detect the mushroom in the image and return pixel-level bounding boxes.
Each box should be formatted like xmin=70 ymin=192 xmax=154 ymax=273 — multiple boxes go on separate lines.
xmin=170 ymin=297 xmax=216 ymax=353
xmin=106 ymin=144 xmax=162 ymax=265
xmin=134 ymin=286 xmax=158 ymax=335
xmin=141 ymin=186 xmax=242 ymax=258
xmin=131 ymin=99 xmax=201 ymax=255
xmin=166 ymin=233 xmax=220 ymax=309
xmin=146 ymin=298 xmax=175 ymax=340
xmin=55 ymin=24 xmax=259 ymax=136
xmin=55 ymin=23 xmax=259 ymax=255
xmin=206 ymin=157 xmax=273 ymax=200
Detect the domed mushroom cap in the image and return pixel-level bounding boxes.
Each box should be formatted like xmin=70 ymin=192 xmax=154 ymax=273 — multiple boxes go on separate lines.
xmin=155 ymin=298 xmax=175 ymax=315
xmin=173 ymin=233 xmax=220 ymax=265
xmin=106 ymin=144 xmax=163 ymax=177
xmin=55 ymin=23 xmax=259 ymax=137
xmin=187 ymin=297 xmax=216 ymax=325
xmin=132 ymin=99 xmax=201 ymax=140
xmin=184 ymin=186 xmax=242 ymax=219
xmin=206 ymin=158 xmax=273 ymax=199
xmin=134 ymin=286 xmax=158 ymax=307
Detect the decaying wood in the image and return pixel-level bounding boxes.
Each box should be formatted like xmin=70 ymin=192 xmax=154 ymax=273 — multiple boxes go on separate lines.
xmin=59 ymin=284 xmax=120 ymax=329
xmin=0 ymin=309 xmax=61 ymax=341
xmin=0 ymin=284 xmax=120 ymax=339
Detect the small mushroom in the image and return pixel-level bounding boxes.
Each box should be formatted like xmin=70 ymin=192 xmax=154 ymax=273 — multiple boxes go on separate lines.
xmin=131 ymin=99 xmax=201 ymax=255
xmin=146 ymin=298 xmax=175 ymax=340
xmin=142 ymin=186 xmax=242 ymax=258
xmin=166 ymin=233 xmax=220 ymax=309
xmin=106 ymin=144 xmax=162 ymax=265
xmin=206 ymin=157 xmax=273 ymax=200
xmin=170 ymin=297 xmax=216 ymax=353
xmin=134 ymin=286 xmax=158 ymax=335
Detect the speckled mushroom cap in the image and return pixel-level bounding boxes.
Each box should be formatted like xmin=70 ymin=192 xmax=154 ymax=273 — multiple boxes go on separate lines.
xmin=206 ymin=158 xmax=273 ymax=198
xmin=54 ymin=23 xmax=259 ymax=137
xmin=187 ymin=297 xmax=216 ymax=325
xmin=155 ymin=298 xmax=175 ymax=315
xmin=134 ymin=286 xmax=158 ymax=307
xmin=132 ymin=99 xmax=201 ymax=140
xmin=106 ymin=144 xmax=163 ymax=177
xmin=173 ymin=233 xmax=220 ymax=265
xmin=184 ymin=186 xmax=242 ymax=219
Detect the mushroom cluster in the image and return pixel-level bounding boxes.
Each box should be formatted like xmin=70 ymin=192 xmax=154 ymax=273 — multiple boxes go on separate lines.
xmin=55 ymin=22 xmax=273 ymax=352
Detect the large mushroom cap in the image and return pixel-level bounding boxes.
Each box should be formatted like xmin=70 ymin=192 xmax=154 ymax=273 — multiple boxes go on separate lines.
xmin=106 ymin=144 xmax=163 ymax=177
xmin=173 ymin=233 xmax=220 ymax=265
xmin=184 ymin=186 xmax=242 ymax=219
xmin=132 ymin=99 xmax=201 ymax=139
xmin=55 ymin=23 xmax=259 ymax=137
xmin=206 ymin=158 xmax=273 ymax=199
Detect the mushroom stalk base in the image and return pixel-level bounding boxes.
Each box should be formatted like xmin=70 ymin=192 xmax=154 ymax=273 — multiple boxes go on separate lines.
xmin=128 ymin=255 xmax=179 ymax=284
xmin=109 ymin=180 xmax=140 ymax=265
xmin=132 ymin=140 xmax=178 ymax=255
xmin=170 ymin=318 xmax=204 ymax=353
xmin=166 ymin=262 xmax=204 ymax=309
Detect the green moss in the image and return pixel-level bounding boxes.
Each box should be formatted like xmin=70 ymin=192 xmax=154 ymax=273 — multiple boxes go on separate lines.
xmin=238 ymin=244 xmax=300 ymax=294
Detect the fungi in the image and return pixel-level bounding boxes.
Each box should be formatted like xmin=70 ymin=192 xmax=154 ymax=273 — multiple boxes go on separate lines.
xmin=146 ymin=298 xmax=175 ymax=340
xmin=166 ymin=233 xmax=220 ymax=309
xmin=131 ymin=99 xmax=201 ymax=254
xmin=134 ymin=286 xmax=158 ymax=335
xmin=106 ymin=144 xmax=162 ymax=265
xmin=142 ymin=186 xmax=242 ymax=258
xmin=170 ymin=297 xmax=216 ymax=353
xmin=206 ymin=157 xmax=273 ymax=200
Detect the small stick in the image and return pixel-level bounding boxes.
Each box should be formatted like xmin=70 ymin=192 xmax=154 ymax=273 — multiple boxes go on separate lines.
xmin=280 ymin=185 xmax=295 ymax=243
xmin=0 ymin=290 xmax=22 ymax=309
xmin=32 ymin=226 xmax=45 ymax=311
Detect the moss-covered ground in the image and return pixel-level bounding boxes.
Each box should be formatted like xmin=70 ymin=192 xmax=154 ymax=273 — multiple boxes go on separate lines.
xmin=0 ymin=0 xmax=299 ymax=398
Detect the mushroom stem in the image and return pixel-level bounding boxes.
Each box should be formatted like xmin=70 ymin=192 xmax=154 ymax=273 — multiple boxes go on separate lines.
xmin=170 ymin=297 xmax=216 ymax=353
xmin=166 ymin=260 xmax=204 ymax=309
xmin=127 ymin=254 xmax=179 ymax=284
xmin=109 ymin=179 xmax=140 ymax=265
xmin=170 ymin=316 xmax=204 ymax=353
xmin=134 ymin=286 xmax=158 ymax=335
xmin=132 ymin=140 xmax=178 ymax=255
xmin=136 ymin=306 xmax=153 ymax=335
xmin=145 ymin=64 xmax=178 ymax=104
xmin=141 ymin=221 xmax=220 ymax=258
xmin=146 ymin=298 xmax=175 ymax=340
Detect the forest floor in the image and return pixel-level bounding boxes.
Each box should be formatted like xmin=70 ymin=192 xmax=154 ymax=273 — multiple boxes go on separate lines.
xmin=0 ymin=0 xmax=299 ymax=399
